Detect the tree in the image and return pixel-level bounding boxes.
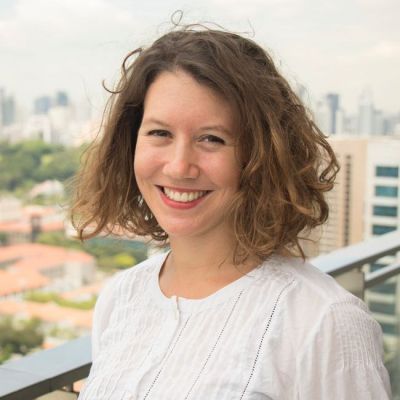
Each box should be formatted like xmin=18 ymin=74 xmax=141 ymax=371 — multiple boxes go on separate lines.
xmin=0 ymin=139 xmax=83 ymax=194
xmin=37 ymin=232 xmax=148 ymax=273
xmin=0 ymin=317 xmax=44 ymax=364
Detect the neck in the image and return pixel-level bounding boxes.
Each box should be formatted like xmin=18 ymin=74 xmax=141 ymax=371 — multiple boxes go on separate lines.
xmin=159 ymin=229 xmax=259 ymax=299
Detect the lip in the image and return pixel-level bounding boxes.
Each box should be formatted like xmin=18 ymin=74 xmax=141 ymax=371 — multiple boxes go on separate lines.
xmin=159 ymin=185 xmax=209 ymax=193
xmin=156 ymin=185 xmax=211 ymax=209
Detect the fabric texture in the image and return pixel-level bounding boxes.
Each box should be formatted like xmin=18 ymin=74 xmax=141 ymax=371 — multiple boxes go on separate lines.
xmin=78 ymin=252 xmax=392 ymax=400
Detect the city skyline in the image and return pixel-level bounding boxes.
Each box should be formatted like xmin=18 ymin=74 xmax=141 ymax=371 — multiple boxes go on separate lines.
xmin=0 ymin=0 xmax=399 ymax=114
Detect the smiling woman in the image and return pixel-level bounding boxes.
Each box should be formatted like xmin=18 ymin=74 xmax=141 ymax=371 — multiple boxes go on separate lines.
xmin=134 ymin=70 xmax=240 ymax=242
xmin=71 ymin=24 xmax=391 ymax=400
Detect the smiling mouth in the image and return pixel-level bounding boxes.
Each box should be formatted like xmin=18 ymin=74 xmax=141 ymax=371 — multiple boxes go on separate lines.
xmin=157 ymin=186 xmax=210 ymax=203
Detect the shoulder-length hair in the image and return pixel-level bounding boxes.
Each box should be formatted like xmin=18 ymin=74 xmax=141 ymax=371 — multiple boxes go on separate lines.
xmin=71 ymin=26 xmax=339 ymax=262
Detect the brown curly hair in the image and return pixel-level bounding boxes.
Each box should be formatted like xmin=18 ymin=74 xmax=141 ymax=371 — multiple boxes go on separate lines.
xmin=71 ymin=26 xmax=339 ymax=262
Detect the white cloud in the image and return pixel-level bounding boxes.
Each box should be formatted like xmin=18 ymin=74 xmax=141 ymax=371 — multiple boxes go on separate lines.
xmin=0 ymin=0 xmax=399 ymax=113
xmin=0 ymin=0 xmax=150 ymax=111
xmin=206 ymin=0 xmax=301 ymax=20
xmin=0 ymin=0 xmax=136 ymax=50
xmin=368 ymin=41 xmax=400 ymax=58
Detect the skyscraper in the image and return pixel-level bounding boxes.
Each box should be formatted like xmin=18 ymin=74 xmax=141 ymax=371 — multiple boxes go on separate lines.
xmin=309 ymin=136 xmax=400 ymax=351
xmin=0 ymin=88 xmax=16 ymax=127
xmin=326 ymin=93 xmax=339 ymax=134
xmin=55 ymin=91 xmax=69 ymax=107
xmin=358 ymin=88 xmax=375 ymax=135
xmin=34 ymin=96 xmax=52 ymax=115
xmin=315 ymin=93 xmax=341 ymax=135
xmin=2 ymin=95 xmax=16 ymax=126
xmin=307 ymin=136 xmax=367 ymax=256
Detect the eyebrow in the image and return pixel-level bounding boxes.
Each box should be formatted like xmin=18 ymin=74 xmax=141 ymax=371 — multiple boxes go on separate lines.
xmin=141 ymin=118 xmax=172 ymax=128
xmin=198 ymin=125 xmax=233 ymax=136
xmin=141 ymin=118 xmax=233 ymax=136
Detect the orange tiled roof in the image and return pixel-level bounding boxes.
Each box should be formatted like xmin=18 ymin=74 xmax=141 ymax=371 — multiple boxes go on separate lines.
xmin=0 ymin=300 xmax=93 ymax=329
xmin=0 ymin=243 xmax=94 ymax=272
xmin=62 ymin=281 xmax=106 ymax=300
xmin=0 ymin=269 xmax=49 ymax=296
xmin=0 ymin=219 xmax=64 ymax=234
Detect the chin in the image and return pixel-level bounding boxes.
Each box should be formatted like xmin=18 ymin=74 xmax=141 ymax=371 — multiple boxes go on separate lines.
xmin=163 ymin=226 xmax=201 ymax=239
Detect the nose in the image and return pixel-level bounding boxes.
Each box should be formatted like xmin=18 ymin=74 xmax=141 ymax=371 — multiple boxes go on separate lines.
xmin=162 ymin=142 xmax=200 ymax=180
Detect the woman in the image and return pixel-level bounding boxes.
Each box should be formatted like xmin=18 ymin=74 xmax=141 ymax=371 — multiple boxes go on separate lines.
xmin=73 ymin=27 xmax=391 ymax=399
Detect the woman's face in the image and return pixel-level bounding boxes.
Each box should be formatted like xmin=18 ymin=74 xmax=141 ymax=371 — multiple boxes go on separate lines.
xmin=134 ymin=69 xmax=241 ymax=242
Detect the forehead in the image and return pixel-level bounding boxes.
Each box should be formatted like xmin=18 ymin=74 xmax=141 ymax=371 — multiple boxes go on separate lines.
xmin=142 ymin=70 xmax=237 ymax=130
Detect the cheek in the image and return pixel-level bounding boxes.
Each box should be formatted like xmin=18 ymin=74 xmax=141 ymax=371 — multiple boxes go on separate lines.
xmin=133 ymin=153 xmax=144 ymax=183
xmin=204 ymin=158 xmax=241 ymax=189
xmin=134 ymin=145 xmax=159 ymax=181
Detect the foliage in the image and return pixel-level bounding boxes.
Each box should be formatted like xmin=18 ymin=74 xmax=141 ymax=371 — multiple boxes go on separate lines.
xmin=0 ymin=317 xmax=44 ymax=364
xmin=0 ymin=232 xmax=8 ymax=246
xmin=24 ymin=292 xmax=97 ymax=310
xmin=36 ymin=232 xmax=148 ymax=272
xmin=37 ymin=231 xmax=83 ymax=250
xmin=48 ymin=326 xmax=78 ymax=340
xmin=0 ymin=139 xmax=83 ymax=194
xmin=98 ymin=252 xmax=137 ymax=271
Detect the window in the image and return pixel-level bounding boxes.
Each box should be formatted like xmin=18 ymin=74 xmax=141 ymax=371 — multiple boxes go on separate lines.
xmin=370 ymin=263 xmax=387 ymax=272
xmin=380 ymin=322 xmax=398 ymax=335
xmin=376 ymin=166 xmax=399 ymax=178
xmin=373 ymin=205 xmax=398 ymax=217
xmin=372 ymin=225 xmax=397 ymax=235
xmin=369 ymin=282 xmax=397 ymax=295
xmin=369 ymin=301 xmax=396 ymax=315
xmin=375 ymin=186 xmax=398 ymax=197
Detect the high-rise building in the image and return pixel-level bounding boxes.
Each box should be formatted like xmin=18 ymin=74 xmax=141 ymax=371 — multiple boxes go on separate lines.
xmin=2 ymin=95 xmax=16 ymax=126
xmin=34 ymin=96 xmax=52 ymax=115
xmin=326 ymin=93 xmax=340 ymax=134
xmin=358 ymin=88 xmax=375 ymax=135
xmin=304 ymin=137 xmax=367 ymax=257
xmin=55 ymin=91 xmax=69 ymax=107
xmin=364 ymin=138 xmax=400 ymax=350
xmin=315 ymin=98 xmax=331 ymax=134
xmin=315 ymin=93 xmax=341 ymax=135
xmin=0 ymin=88 xmax=16 ymax=127
xmin=309 ymin=136 xmax=400 ymax=350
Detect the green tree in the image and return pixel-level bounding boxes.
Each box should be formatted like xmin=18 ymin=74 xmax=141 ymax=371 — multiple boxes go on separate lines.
xmin=37 ymin=232 xmax=148 ymax=273
xmin=114 ymin=253 xmax=137 ymax=269
xmin=0 ymin=139 xmax=83 ymax=194
xmin=0 ymin=317 xmax=44 ymax=364
xmin=24 ymin=292 xmax=97 ymax=310
xmin=37 ymin=231 xmax=83 ymax=250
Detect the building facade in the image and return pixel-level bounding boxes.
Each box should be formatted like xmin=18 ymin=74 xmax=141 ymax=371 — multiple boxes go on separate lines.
xmin=309 ymin=135 xmax=400 ymax=351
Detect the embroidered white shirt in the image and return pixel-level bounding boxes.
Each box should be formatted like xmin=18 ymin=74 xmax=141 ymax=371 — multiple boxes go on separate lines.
xmin=79 ymin=252 xmax=391 ymax=399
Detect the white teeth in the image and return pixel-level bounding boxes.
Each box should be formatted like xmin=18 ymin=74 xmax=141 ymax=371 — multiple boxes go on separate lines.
xmin=163 ymin=187 xmax=207 ymax=203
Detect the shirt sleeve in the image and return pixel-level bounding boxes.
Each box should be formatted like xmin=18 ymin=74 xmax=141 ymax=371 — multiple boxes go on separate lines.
xmin=295 ymin=299 xmax=392 ymax=399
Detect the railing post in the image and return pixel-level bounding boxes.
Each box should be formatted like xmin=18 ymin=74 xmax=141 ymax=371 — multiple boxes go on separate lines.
xmin=333 ymin=267 xmax=365 ymax=299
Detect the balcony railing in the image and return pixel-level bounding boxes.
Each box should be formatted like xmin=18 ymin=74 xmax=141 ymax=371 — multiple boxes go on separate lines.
xmin=0 ymin=336 xmax=90 ymax=400
xmin=1 ymin=230 xmax=400 ymax=400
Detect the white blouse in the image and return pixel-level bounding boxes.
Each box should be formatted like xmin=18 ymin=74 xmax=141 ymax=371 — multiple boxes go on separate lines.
xmin=79 ymin=252 xmax=391 ymax=399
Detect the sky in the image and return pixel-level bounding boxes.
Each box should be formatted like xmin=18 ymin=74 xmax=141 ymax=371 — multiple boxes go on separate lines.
xmin=0 ymin=0 xmax=399 ymax=115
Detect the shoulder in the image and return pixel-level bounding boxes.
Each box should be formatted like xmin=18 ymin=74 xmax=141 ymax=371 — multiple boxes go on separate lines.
xmin=261 ymin=255 xmax=359 ymax=310
xmin=258 ymin=255 xmax=378 ymax=349
xmin=266 ymin=257 xmax=383 ymax=366
xmin=92 ymin=251 xmax=167 ymax=330
xmin=96 ymin=250 xmax=168 ymax=306
xmin=262 ymin=257 xmax=390 ymax=397
xmin=90 ymin=251 xmax=168 ymax=357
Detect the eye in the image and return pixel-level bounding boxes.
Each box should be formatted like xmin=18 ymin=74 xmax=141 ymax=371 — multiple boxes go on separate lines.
xmin=200 ymin=135 xmax=226 ymax=145
xmin=147 ymin=129 xmax=171 ymax=137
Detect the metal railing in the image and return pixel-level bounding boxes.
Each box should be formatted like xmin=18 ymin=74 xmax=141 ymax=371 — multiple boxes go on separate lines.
xmin=0 ymin=336 xmax=91 ymax=400
xmin=1 ymin=231 xmax=400 ymax=400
